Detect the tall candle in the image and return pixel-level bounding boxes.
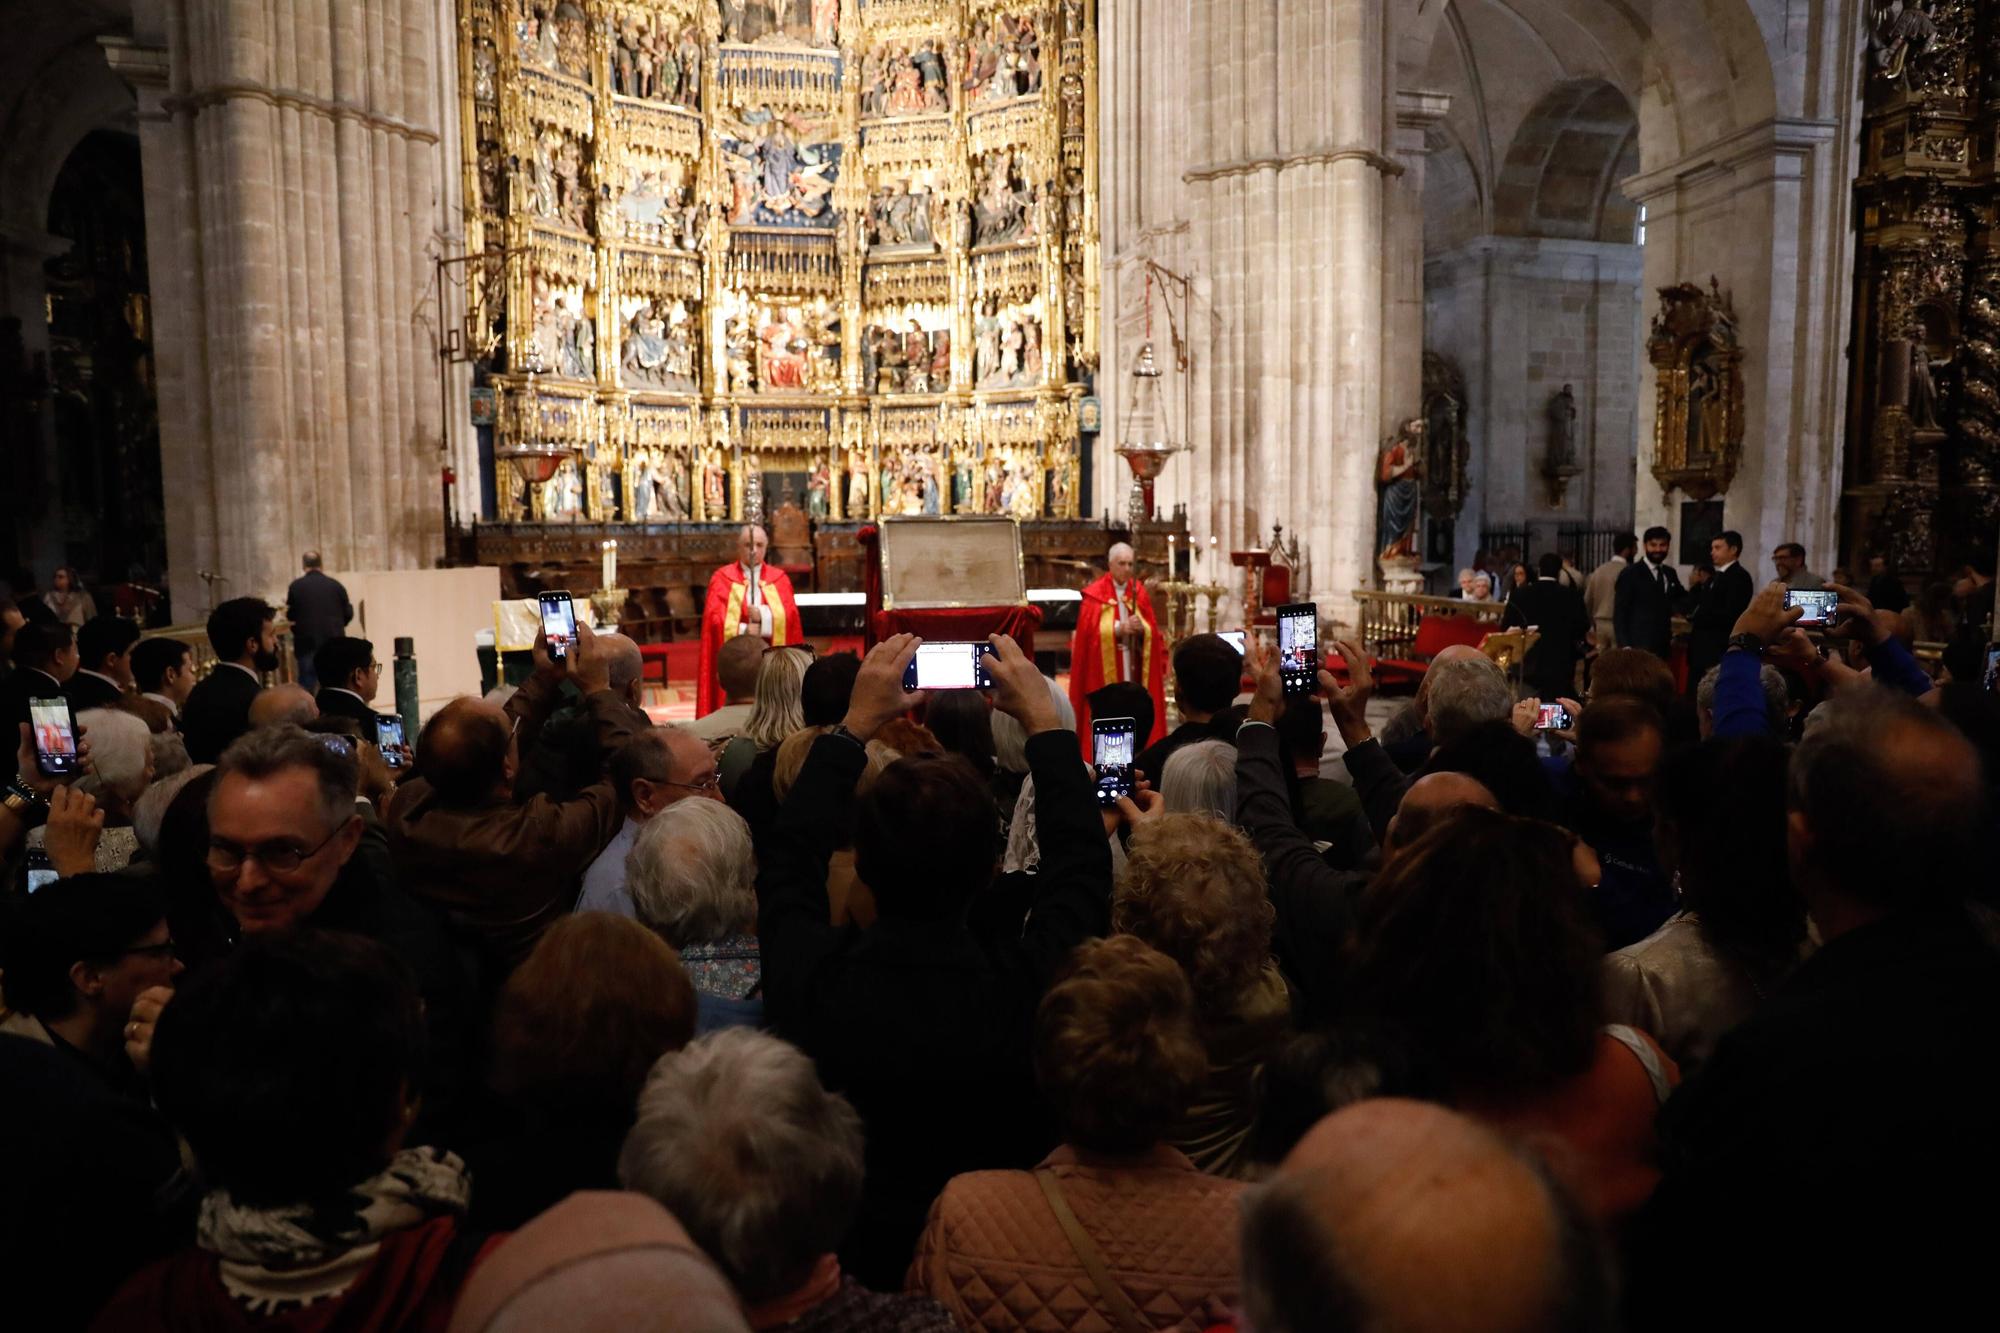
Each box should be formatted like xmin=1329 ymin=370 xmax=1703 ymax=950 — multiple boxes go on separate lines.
xmin=1207 ymin=534 xmax=1218 ymax=584
xmin=1167 ymin=532 xmax=1177 ymax=580
xmin=602 ymin=539 xmax=617 ymax=592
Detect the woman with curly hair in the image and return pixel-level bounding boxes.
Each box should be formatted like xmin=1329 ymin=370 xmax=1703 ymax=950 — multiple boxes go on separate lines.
xmin=1112 ymin=812 xmax=1288 ymax=1179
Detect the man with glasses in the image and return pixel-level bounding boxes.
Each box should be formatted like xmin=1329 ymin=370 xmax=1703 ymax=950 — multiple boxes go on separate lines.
xmin=697 ymin=523 xmax=803 ymax=718
xmin=575 ymin=725 xmax=721 ymax=917
xmin=312 ymin=635 xmax=383 ymax=725
xmin=205 ymin=724 xmax=475 ymax=1131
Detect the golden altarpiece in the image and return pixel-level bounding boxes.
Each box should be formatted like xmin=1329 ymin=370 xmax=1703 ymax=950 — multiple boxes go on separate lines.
xmin=457 ymin=0 xmax=1099 ymax=539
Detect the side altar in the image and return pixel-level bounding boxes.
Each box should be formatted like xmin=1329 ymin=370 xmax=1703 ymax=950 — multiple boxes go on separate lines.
xmin=456 ymin=0 xmax=1102 ymax=530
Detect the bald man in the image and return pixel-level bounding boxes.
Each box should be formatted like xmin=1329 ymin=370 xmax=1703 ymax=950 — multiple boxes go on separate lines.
xmin=1384 ymin=770 xmax=1500 ymax=856
xmin=386 ymin=621 xmax=641 ymax=971
xmin=1068 ymin=540 xmax=1167 ymax=756
xmin=1243 ymin=1100 xmax=1613 ymax=1333
xmin=248 ymin=683 xmax=319 ymax=730
xmin=696 ymin=524 xmax=802 ymax=717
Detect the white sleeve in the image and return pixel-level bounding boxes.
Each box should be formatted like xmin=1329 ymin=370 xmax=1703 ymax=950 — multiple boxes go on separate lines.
xmin=756 ymin=603 xmax=773 ymax=636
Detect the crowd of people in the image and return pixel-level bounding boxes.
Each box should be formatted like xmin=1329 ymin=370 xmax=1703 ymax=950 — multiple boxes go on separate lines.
xmin=1 ymin=542 xmax=1997 ymax=1332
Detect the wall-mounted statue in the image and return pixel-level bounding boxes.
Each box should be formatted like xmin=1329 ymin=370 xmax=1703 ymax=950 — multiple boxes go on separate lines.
xmin=1375 ymin=418 xmax=1425 ymax=562
xmin=621 ymin=300 xmax=697 ymax=392
xmin=719 ymin=108 xmax=841 ymax=227
xmin=1648 ymin=278 xmax=1744 ymax=500
xmin=721 ymin=0 xmax=839 ymax=50
xmin=973 ymin=301 xmax=1043 ymax=390
xmin=1542 ymin=383 xmax=1582 ymax=507
xmin=963 ymin=13 xmax=1043 ymax=106
xmin=867 ymin=179 xmax=937 ymax=253
xmin=1420 ymin=351 xmax=1468 ymax=525
xmin=862 ymin=40 xmax=951 ymax=118
xmin=972 ymin=150 xmax=1038 ymax=248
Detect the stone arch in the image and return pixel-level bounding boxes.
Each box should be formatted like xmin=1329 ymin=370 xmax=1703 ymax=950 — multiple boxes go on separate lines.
xmin=1492 ymin=79 xmax=1638 ymax=243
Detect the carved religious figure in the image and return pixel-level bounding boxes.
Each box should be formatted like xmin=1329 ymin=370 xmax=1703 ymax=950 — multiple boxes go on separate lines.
xmin=1375 ymin=419 xmax=1425 ymax=562
xmin=1547 ymin=384 xmax=1579 ymax=472
xmin=846 ymin=448 xmax=870 ymax=515
xmin=1869 ymin=0 xmax=1938 ymax=84
xmin=1647 ymin=279 xmax=1744 ymax=499
xmin=720 ymin=109 xmax=841 ymax=227
xmin=629 ymin=453 xmax=655 ymax=520
xmin=972 ymin=151 xmax=1036 ymax=248
xmin=544 ymin=459 xmax=584 ymax=520
xmin=622 ymin=301 xmax=696 ymax=392
xmin=1910 ymin=341 xmax=1941 ymax=430
xmin=659 ymin=455 xmax=690 ymax=520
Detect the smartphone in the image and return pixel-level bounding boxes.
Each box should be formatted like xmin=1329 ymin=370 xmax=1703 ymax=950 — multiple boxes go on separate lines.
xmin=902 ymin=641 xmax=997 ymax=692
xmin=29 ymin=696 xmax=80 ymax=778
xmin=376 ymin=714 xmax=407 ymax=768
xmin=1218 ymin=630 xmax=1247 ymax=656
xmin=539 ymin=590 xmax=578 ymax=661
xmin=1984 ymin=644 xmax=2000 ymax=694
xmin=1277 ymin=603 xmax=1319 ymax=696
xmin=1092 ymin=716 xmax=1136 ymax=807
xmin=24 ymin=848 xmax=56 ymax=894
xmin=1535 ymin=703 xmax=1572 ymax=731
xmin=318 ymin=734 xmax=356 ymax=758
xmin=1785 ymin=588 xmax=1838 ymax=627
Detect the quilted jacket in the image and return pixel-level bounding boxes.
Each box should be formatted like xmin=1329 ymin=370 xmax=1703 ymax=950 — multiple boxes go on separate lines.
xmin=906 ymin=1146 xmax=1243 ymax=1332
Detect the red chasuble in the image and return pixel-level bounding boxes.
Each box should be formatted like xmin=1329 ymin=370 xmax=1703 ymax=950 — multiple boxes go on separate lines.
xmin=1068 ymin=572 xmax=1168 ymax=757
xmin=697 ymin=562 xmax=802 ymax=716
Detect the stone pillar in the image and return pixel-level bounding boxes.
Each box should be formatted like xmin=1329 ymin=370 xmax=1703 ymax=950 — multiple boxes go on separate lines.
xmin=111 ymin=0 xmax=451 ymax=617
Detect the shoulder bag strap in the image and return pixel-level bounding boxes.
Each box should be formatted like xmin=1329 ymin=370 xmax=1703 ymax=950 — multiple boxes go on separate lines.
xmin=1034 ymin=1168 xmax=1151 ymax=1333
xmin=1601 ymin=1024 xmax=1673 ymax=1105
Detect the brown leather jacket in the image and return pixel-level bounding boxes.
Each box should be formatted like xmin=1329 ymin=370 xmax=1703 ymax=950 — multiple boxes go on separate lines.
xmin=907 ymin=1145 xmax=1242 ymax=1332
xmin=385 ymin=671 xmax=636 ymax=976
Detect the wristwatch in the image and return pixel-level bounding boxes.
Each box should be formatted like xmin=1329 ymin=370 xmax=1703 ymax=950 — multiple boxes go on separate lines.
xmin=828 ymin=723 xmax=869 ymax=750
xmin=1726 ymin=632 xmax=1766 ymax=656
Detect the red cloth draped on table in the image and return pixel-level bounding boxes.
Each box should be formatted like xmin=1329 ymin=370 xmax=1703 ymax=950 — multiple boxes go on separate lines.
xmin=1068 ymin=573 xmax=1168 ymax=758
xmin=867 ymin=605 xmax=1043 ymax=656
xmin=697 ymin=562 xmax=802 ymax=716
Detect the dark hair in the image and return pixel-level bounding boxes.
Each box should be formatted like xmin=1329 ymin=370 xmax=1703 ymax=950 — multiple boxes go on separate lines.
xmin=1716 ymin=530 xmax=1744 ymax=553
xmin=1174 ymin=634 xmax=1243 ymax=714
xmin=1421 ymin=721 xmax=1557 ymax=822
xmin=151 ymin=930 xmax=424 ymax=1207
xmin=415 ymin=701 xmax=511 ymax=804
xmin=1577 ymin=694 xmax=1665 ymax=758
xmin=1643 ymin=526 xmax=1672 ymax=544
xmin=77 ymin=615 xmax=141 ymax=670
xmin=1275 ymin=695 xmax=1325 ymax=768
xmin=1537 ymin=551 xmax=1565 ymax=579
xmin=130 ymin=637 xmax=192 ymax=694
xmin=799 ymin=651 xmax=860 ymax=727
xmin=1654 ymin=738 xmax=1806 ymax=985
xmin=1089 ymin=681 xmax=1155 ymax=744
xmin=923 ymin=689 xmax=996 ymax=773
xmin=1774 ymin=542 xmax=1806 ymax=561
xmin=313 ymin=636 xmax=375 ymax=692
xmin=1614 ymin=533 xmax=1638 ymax=557
xmin=1589 ymin=647 xmax=1677 ymax=715
xmin=853 ymin=751 xmax=998 ymax=920
xmin=609 ymin=728 xmax=680 ymax=810
xmin=1343 ymin=807 xmax=1602 ymax=1098
xmin=205 ymin=597 xmax=275 ymax=661
xmin=12 ymin=621 xmax=73 ymax=671
xmin=1035 ymin=936 xmax=1207 ymax=1155
xmin=0 ymin=875 xmax=166 ymax=1020
xmin=1788 ymin=689 xmax=1984 ymax=909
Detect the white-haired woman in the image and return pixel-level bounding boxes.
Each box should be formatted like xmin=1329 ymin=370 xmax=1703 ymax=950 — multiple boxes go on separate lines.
xmin=627 ymin=797 xmax=764 ymax=1032
xmin=1160 ymin=738 xmax=1238 ymax=823
xmin=719 ymin=644 xmax=812 ymax=802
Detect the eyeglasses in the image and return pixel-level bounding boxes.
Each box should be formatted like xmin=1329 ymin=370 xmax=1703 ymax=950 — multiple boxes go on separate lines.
xmin=663 ymin=771 xmax=722 ymax=795
xmin=207 ymin=818 xmax=354 ymax=875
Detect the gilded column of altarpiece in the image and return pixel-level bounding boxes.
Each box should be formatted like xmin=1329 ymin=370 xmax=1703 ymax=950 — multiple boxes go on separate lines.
xmin=456 ymin=0 xmax=1099 ymax=524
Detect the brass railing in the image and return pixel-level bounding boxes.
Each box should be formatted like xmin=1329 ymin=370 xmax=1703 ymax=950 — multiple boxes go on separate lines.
xmin=1350 ymin=590 xmax=1505 ymax=656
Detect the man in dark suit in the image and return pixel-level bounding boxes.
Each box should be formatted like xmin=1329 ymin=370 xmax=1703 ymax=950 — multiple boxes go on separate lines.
xmin=0 ymin=622 xmax=79 ymax=783
xmin=285 ymin=551 xmax=352 ymax=691
xmin=182 ymin=597 xmax=277 ymax=764
xmin=66 ymin=616 xmax=141 ymax=712
xmin=1613 ymin=525 xmax=1687 ymax=659
xmin=1136 ymin=632 xmax=1243 ymax=782
xmin=1502 ymin=552 xmax=1590 ymax=700
xmin=313 ymin=636 xmax=382 ymax=727
xmin=1686 ymin=530 xmax=1754 ymax=691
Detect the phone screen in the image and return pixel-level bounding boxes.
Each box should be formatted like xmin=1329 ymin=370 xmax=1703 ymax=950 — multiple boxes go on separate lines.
xmin=30 ymin=697 xmax=79 ymax=777
xmin=1093 ymin=717 xmax=1136 ymax=807
xmin=1535 ymin=703 xmax=1572 ymax=731
xmin=1277 ymin=603 xmax=1318 ymax=696
xmin=1984 ymin=644 xmax=2000 ymax=694
xmin=904 ymin=642 xmax=995 ymax=691
xmin=25 ymin=851 xmax=56 ymax=893
xmin=319 ymin=734 xmax=356 ymax=758
xmin=376 ymin=714 xmax=407 ymax=767
xmin=1218 ymin=630 xmax=1247 ymax=656
xmin=539 ymin=592 xmax=578 ymax=661
xmin=1785 ymin=589 xmax=1838 ymax=627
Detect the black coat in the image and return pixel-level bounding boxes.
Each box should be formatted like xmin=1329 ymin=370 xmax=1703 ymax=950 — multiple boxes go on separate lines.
xmin=315 ymin=686 xmax=380 ymax=728
xmin=1627 ymin=906 xmax=2000 ymax=1328
xmin=1613 ymin=559 xmax=1686 ymax=659
xmin=1502 ymin=578 xmax=1590 ymax=700
xmin=757 ymin=730 xmax=1110 ymax=1288
xmin=64 ymin=670 xmax=127 ymax=713
xmin=1686 ymin=562 xmax=1755 ymax=684
xmin=180 ymin=664 xmax=262 ymax=765
xmin=285 ymin=568 xmax=353 ymax=652
xmin=1136 ymin=717 xmax=1238 ymax=789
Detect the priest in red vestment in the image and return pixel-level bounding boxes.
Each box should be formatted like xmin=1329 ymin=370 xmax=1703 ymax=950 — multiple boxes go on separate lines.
xmin=1068 ymin=541 xmax=1168 ymax=757
xmin=697 ymin=524 xmax=803 ymax=716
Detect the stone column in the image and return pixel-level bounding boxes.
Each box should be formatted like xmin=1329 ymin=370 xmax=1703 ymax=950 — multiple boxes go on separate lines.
xmin=111 ymin=0 xmax=451 ymax=616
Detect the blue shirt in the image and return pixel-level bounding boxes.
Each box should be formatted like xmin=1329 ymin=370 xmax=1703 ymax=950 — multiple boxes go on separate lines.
xmin=574 ymin=817 xmax=642 ymax=917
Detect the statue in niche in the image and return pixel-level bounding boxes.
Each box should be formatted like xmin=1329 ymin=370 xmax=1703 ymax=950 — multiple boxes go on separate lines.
xmin=973 ymin=299 xmax=1002 ymax=386
xmin=806 ymin=308 xmax=842 ymax=393
xmin=473 ymin=43 xmax=498 ymax=101
xmin=1911 ymin=342 xmax=1942 ymax=430
xmin=902 ymin=324 xmax=931 ymax=394
xmin=725 ymin=316 xmax=756 ymax=394
xmin=674 ymin=27 xmax=702 ymax=104
xmin=701 ymin=447 xmax=729 ymax=516
xmin=1050 ymin=458 xmax=1071 ymax=516
xmin=1009 ymin=460 xmax=1040 ymax=520
xmin=720 ymin=0 xmax=836 ymax=49
xmin=622 ymin=300 xmax=695 ymax=391
xmin=1546 ymin=384 xmax=1579 ymax=474
xmin=552 ymin=3 xmax=590 ymax=78
xmin=976 ymin=307 xmax=1042 ymax=389
xmin=953 ymin=457 xmax=973 ymax=511
xmin=963 ymin=13 xmax=1042 ymax=106
xmin=1869 ymin=1 xmax=1938 ymax=85
xmin=1375 ymin=419 xmax=1426 ymax=562
xmin=806 ymin=460 xmax=830 ymax=519
xmin=868 ymin=179 xmax=935 ymax=253
xmin=544 ymin=459 xmax=584 ymax=520
xmin=659 ymin=456 xmax=690 ymax=520
xmin=931 ymin=329 xmax=951 ymax=388
xmin=719 ymin=109 xmax=840 ymax=227
xmin=972 ymin=151 xmax=1036 ymax=248
xmin=518 ymin=5 xmax=560 ymax=70
xmin=630 ymin=453 xmax=655 ymax=520
xmin=758 ymin=310 xmax=808 ymax=391
xmin=846 ymin=449 xmax=870 ymax=515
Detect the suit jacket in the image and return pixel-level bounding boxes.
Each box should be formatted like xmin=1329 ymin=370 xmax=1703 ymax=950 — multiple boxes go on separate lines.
xmin=284 ymin=569 xmax=352 ymax=651
xmin=315 ymin=686 xmax=380 ymax=728
xmin=1503 ymin=578 xmax=1590 ymax=699
xmin=1614 ymin=559 xmax=1685 ymax=659
xmin=0 ymin=667 xmax=68 ymax=783
xmin=65 ymin=670 xmax=127 ymax=714
xmin=180 ymin=664 xmax=263 ymax=765
xmin=1687 ymin=563 xmax=1754 ymax=682
xmin=1585 ymin=558 xmax=1628 ymax=646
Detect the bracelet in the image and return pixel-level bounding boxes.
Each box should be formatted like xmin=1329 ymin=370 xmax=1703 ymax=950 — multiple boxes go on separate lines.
xmin=3 ymin=782 xmax=45 ymax=820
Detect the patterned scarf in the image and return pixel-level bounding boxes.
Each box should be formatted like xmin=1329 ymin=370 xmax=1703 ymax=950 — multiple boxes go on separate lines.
xmin=198 ymin=1146 xmax=471 ymax=1315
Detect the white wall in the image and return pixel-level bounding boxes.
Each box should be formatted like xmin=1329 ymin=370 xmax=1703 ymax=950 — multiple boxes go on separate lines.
xmin=327 ymin=566 xmax=501 ymax=722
